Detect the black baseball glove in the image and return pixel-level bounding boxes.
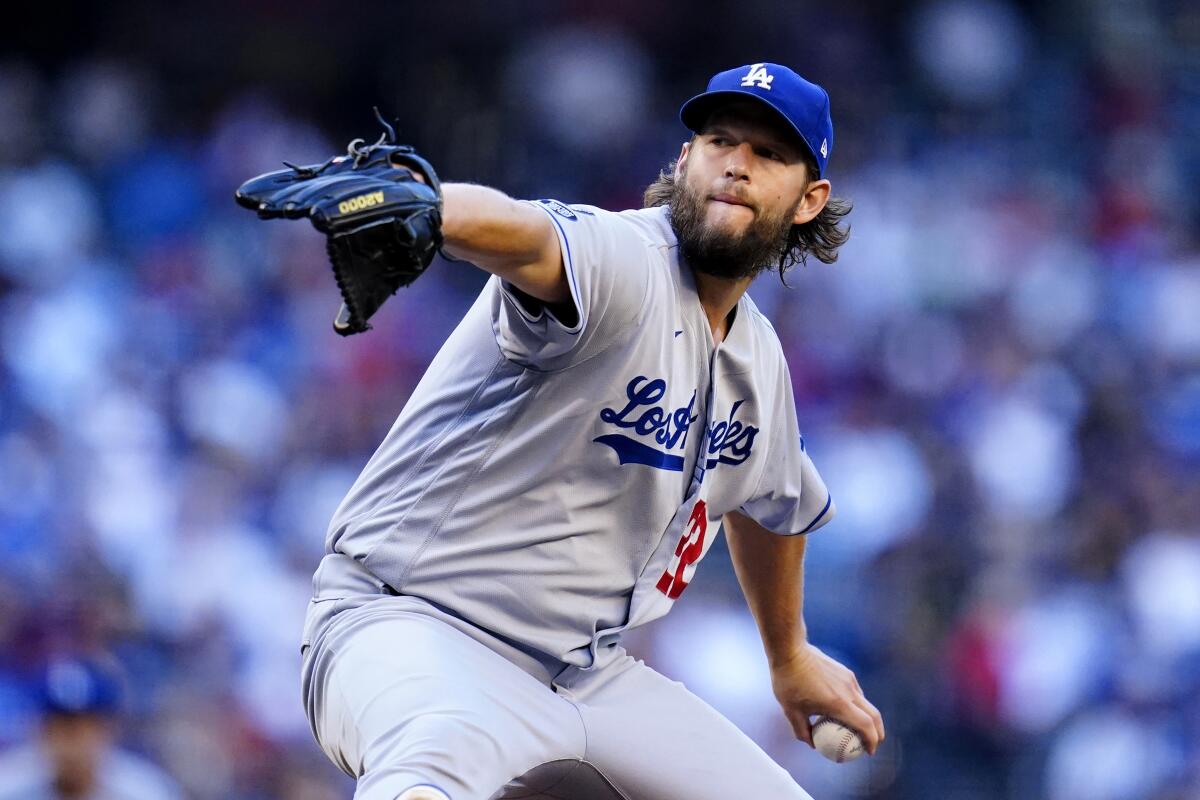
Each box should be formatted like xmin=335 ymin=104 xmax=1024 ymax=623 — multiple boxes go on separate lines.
xmin=235 ymin=109 xmax=443 ymax=335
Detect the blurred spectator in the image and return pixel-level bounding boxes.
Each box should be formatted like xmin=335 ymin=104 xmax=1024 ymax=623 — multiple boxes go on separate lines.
xmin=0 ymin=657 xmax=180 ymax=800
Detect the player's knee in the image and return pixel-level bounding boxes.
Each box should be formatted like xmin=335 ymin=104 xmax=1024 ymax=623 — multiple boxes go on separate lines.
xmin=395 ymin=786 xmax=451 ymax=800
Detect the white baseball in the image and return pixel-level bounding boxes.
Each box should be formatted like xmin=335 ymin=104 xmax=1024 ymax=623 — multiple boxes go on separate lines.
xmin=811 ymin=715 xmax=865 ymax=763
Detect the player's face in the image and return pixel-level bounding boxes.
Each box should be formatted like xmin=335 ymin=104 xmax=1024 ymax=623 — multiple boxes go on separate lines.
xmin=670 ymin=101 xmax=828 ymax=279
xmin=42 ymin=714 xmax=114 ymax=794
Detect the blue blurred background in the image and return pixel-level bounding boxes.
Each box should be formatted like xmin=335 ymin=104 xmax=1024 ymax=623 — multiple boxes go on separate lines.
xmin=1 ymin=1 xmax=1198 ymax=798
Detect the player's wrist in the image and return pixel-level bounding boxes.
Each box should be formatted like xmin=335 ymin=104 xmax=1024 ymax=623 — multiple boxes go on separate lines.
xmin=764 ymin=634 xmax=812 ymax=672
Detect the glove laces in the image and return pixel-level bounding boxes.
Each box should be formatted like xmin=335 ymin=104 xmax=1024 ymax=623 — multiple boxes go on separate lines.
xmin=283 ymin=107 xmax=404 ymax=175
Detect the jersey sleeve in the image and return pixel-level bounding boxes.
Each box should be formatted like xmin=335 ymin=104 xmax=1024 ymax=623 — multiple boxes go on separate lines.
xmin=491 ymin=200 xmax=653 ymax=370
xmin=739 ymin=365 xmax=835 ymax=535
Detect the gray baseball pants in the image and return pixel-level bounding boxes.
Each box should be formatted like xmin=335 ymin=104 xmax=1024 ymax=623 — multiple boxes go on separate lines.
xmin=301 ymin=594 xmax=813 ymax=800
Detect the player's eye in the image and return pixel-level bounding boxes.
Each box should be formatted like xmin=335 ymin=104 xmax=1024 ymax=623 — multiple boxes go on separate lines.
xmin=709 ymin=136 xmax=730 ymax=146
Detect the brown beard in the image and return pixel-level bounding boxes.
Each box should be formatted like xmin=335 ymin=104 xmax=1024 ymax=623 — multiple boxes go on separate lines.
xmin=667 ymin=167 xmax=800 ymax=280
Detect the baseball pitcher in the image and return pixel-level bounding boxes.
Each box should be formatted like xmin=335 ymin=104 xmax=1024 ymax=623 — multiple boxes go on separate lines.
xmin=237 ymin=61 xmax=884 ymax=800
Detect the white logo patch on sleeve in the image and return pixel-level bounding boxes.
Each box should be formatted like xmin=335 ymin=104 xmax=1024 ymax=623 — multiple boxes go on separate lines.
xmin=537 ymin=199 xmax=579 ymax=221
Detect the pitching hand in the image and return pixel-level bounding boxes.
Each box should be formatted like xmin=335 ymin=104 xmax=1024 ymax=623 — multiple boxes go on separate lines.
xmin=769 ymin=642 xmax=885 ymax=755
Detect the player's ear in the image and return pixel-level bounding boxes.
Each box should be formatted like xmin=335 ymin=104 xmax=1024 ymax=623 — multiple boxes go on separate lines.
xmin=792 ymin=178 xmax=830 ymax=226
xmin=674 ymin=141 xmax=691 ymax=180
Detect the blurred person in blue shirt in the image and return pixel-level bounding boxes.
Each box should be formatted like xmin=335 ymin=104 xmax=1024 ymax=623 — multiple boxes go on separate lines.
xmin=0 ymin=657 xmax=179 ymax=800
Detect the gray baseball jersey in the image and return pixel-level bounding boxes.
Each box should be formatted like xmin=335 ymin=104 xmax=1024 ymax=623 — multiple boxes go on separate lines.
xmin=306 ymin=201 xmax=834 ymax=671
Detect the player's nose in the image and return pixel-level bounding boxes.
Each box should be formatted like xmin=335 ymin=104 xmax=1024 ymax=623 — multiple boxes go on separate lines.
xmin=722 ymin=142 xmax=753 ymax=181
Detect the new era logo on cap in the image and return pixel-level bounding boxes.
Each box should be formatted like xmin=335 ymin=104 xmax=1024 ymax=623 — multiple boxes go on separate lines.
xmin=679 ymin=62 xmax=835 ymax=177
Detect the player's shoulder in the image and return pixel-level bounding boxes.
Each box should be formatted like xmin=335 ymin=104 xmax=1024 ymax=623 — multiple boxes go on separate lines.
xmin=529 ymin=200 xmax=671 ymax=251
xmin=726 ymin=292 xmax=792 ymax=385
xmin=613 ymin=205 xmax=676 ymax=248
xmin=740 ymin=293 xmax=786 ymax=354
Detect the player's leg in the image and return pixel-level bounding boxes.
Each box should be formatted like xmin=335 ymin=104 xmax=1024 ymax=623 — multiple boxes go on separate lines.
xmin=396 ymin=788 xmax=452 ymax=800
xmin=559 ymin=651 xmax=813 ymax=800
xmin=305 ymin=597 xmax=587 ymax=800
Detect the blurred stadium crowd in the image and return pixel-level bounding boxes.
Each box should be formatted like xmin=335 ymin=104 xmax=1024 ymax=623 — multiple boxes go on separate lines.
xmin=1 ymin=1 xmax=1197 ymax=798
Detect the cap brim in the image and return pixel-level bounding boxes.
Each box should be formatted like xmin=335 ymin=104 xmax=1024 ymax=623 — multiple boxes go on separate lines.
xmin=679 ymin=89 xmax=820 ymax=172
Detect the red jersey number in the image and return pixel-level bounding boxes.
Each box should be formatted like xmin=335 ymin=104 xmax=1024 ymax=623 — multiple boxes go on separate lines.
xmin=655 ymin=500 xmax=708 ymax=599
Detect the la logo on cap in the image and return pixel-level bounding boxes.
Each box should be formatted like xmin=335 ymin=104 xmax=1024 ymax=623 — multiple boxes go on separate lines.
xmin=740 ymin=63 xmax=773 ymax=90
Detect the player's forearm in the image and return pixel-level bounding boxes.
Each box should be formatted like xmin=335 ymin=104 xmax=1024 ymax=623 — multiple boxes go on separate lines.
xmin=440 ymin=183 xmax=570 ymax=303
xmin=724 ymin=511 xmax=808 ymax=668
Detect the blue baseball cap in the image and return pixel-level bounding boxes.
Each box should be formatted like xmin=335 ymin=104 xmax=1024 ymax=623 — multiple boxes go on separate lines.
xmin=679 ymin=63 xmax=834 ymax=177
xmin=37 ymin=657 xmax=123 ymax=716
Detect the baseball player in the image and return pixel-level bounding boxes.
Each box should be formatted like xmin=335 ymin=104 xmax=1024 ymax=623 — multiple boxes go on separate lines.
xmin=0 ymin=657 xmax=182 ymax=800
xmin=248 ymin=62 xmax=885 ymax=800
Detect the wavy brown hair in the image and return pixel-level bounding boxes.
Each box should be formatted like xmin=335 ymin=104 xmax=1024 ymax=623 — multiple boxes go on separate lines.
xmin=642 ymin=148 xmax=852 ymax=281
